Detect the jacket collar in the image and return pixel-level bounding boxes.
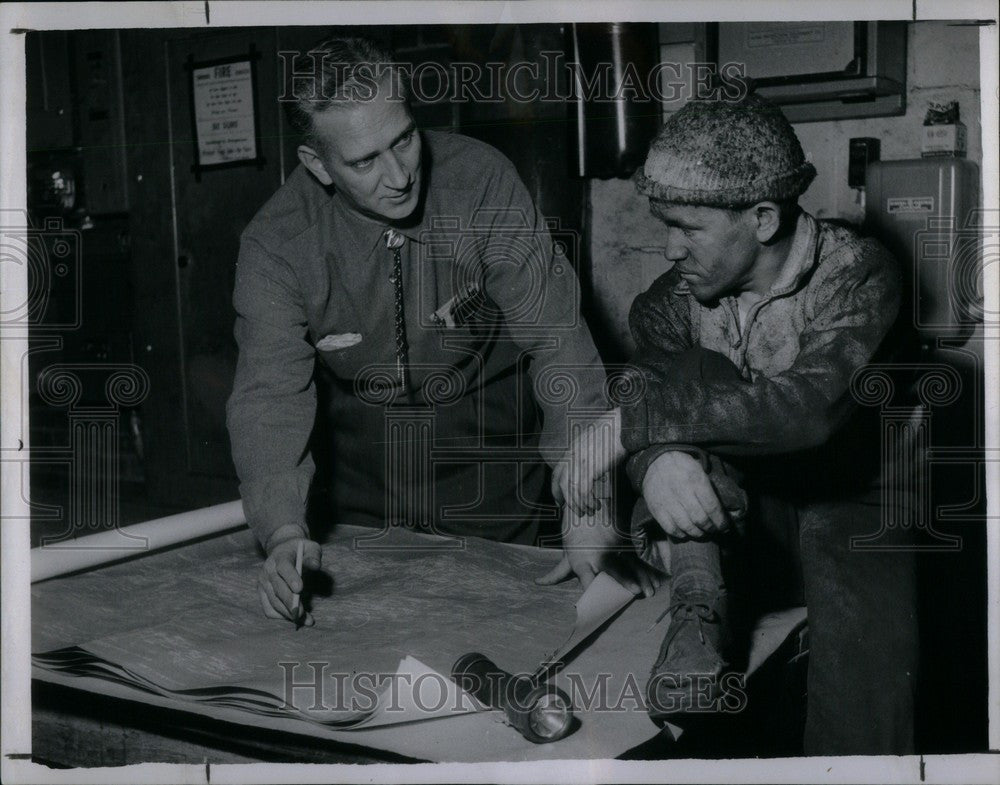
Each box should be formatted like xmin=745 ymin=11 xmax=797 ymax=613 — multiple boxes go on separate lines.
xmin=766 ymin=210 xmax=819 ymax=297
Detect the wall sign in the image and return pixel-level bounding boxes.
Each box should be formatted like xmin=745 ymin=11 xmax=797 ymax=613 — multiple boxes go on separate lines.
xmin=186 ymin=47 xmax=264 ymax=175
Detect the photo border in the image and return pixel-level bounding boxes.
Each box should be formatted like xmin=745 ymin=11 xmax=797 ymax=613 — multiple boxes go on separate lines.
xmin=1 ymin=2 xmax=996 ymax=783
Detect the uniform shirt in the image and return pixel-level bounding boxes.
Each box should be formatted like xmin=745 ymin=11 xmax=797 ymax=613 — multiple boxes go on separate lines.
xmin=621 ymin=210 xmax=902 ymax=482
xmin=227 ymin=130 xmax=605 ymax=550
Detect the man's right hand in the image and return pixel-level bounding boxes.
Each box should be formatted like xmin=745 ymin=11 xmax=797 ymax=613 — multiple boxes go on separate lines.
xmin=257 ymin=535 xmax=322 ymax=625
xmin=535 ymin=502 xmax=662 ymax=598
xmin=641 ymin=450 xmax=728 ymax=540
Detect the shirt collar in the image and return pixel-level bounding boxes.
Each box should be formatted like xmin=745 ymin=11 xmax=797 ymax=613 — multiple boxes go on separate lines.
xmin=767 ymin=210 xmax=819 ymax=296
xmin=331 ymin=185 xmax=433 ymax=255
xmin=330 ymin=195 xmax=390 ymax=254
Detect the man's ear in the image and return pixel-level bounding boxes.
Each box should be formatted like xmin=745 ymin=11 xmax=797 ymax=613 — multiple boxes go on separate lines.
xmin=297 ymin=144 xmax=333 ymax=186
xmin=751 ymin=201 xmax=782 ymax=243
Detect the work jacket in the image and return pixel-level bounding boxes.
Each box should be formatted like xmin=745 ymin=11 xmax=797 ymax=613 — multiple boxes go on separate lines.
xmin=622 ymin=211 xmax=910 ymax=509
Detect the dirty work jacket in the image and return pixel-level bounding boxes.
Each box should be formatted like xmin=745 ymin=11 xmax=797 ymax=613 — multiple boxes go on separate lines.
xmin=621 ymin=210 xmax=904 ymax=494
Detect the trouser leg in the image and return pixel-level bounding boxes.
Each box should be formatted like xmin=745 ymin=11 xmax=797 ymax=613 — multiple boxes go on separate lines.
xmin=797 ymin=500 xmax=918 ymax=754
xmin=670 ymin=537 xmax=725 ymax=600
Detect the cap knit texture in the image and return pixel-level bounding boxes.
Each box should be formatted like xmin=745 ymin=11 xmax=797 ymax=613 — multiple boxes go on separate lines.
xmin=635 ymin=93 xmax=816 ymax=208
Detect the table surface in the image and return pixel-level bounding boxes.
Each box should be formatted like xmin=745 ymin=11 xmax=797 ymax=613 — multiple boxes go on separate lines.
xmin=32 ymin=523 xmax=806 ymax=765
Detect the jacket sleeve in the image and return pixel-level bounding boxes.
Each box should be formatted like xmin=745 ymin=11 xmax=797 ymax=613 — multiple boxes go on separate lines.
xmin=477 ymin=157 xmax=607 ymax=464
xmin=226 ymin=236 xmax=317 ymax=552
xmin=623 ymin=270 xmax=696 ymax=488
xmin=621 ymin=241 xmax=901 ymax=458
xmin=628 ymin=268 xmax=695 ymax=359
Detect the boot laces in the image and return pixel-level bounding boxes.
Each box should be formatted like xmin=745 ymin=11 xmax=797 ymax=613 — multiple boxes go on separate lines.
xmin=653 ymin=601 xmax=719 ymax=646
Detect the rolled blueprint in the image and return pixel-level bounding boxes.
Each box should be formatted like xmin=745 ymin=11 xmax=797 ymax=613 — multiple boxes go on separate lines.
xmin=31 ymin=500 xmax=246 ymax=582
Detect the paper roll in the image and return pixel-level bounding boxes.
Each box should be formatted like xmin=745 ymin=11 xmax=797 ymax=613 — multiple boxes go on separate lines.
xmin=31 ymin=500 xmax=247 ymax=583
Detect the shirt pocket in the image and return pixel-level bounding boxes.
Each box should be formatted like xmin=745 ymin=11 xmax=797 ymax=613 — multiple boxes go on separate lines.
xmin=425 ymin=282 xmax=502 ymax=347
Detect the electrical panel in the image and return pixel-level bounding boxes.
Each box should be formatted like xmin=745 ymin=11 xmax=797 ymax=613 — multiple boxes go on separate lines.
xmin=865 ymin=158 xmax=981 ymax=340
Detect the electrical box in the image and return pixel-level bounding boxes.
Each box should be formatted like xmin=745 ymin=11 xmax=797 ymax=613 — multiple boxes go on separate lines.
xmin=865 ymin=158 xmax=981 ymax=339
xmin=848 ymin=137 xmax=880 ymax=187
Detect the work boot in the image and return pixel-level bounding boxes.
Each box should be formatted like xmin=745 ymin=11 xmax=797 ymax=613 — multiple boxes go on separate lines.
xmin=645 ymin=591 xmax=731 ymax=722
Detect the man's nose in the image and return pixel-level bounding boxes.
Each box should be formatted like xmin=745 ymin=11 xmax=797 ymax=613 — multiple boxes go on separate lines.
xmin=382 ymin=150 xmax=410 ymax=190
xmin=663 ymin=229 xmax=688 ymax=262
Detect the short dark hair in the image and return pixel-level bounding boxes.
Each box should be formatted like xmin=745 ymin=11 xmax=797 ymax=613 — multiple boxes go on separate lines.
xmin=283 ymin=34 xmax=410 ymax=151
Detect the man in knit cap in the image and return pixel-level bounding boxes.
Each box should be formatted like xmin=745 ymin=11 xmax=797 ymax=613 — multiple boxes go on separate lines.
xmin=553 ymin=92 xmax=917 ymax=754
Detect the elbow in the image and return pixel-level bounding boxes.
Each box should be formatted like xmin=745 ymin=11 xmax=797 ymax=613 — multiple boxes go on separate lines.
xmin=800 ymin=420 xmax=833 ymax=452
xmin=784 ymin=408 xmax=838 ymax=452
xmin=761 ymin=378 xmax=845 ymax=453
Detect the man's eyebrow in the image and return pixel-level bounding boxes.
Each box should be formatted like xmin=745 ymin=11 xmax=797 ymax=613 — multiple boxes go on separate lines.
xmin=342 ymin=122 xmax=417 ymax=166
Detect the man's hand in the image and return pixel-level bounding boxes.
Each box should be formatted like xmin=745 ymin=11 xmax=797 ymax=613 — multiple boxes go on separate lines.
xmin=258 ymin=534 xmax=322 ymax=625
xmin=551 ymin=409 xmax=627 ymax=516
xmin=536 ymin=503 xmax=661 ymax=598
xmin=641 ymin=450 xmax=728 ymax=540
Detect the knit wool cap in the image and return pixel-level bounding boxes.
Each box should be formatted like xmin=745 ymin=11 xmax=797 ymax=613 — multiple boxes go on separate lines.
xmin=635 ymin=92 xmax=816 ymax=208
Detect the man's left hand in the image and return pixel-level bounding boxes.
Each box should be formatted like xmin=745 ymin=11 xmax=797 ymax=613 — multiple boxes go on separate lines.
xmin=535 ymin=503 xmax=661 ymax=598
xmin=551 ymin=409 xmax=627 ymax=516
